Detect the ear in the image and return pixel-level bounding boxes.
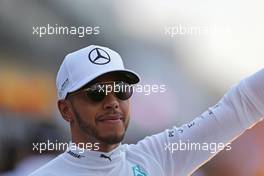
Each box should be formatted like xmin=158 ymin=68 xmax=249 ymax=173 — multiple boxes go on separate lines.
xmin=57 ymin=100 xmax=74 ymax=123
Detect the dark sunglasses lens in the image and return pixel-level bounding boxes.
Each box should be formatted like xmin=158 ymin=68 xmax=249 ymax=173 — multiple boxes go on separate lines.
xmin=115 ymin=83 xmax=133 ymax=100
xmin=85 ymin=82 xmax=133 ymax=102
xmin=86 ymin=89 xmax=105 ymax=102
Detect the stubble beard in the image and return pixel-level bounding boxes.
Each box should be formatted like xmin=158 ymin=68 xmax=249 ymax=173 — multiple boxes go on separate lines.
xmin=72 ymin=105 xmax=128 ymax=145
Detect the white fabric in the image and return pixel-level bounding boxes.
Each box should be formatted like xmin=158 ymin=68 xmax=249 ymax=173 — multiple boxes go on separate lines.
xmin=56 ymin=45 xmax=139 ymax=99
xmin=31 ymin=69 xmax=264 ymax=176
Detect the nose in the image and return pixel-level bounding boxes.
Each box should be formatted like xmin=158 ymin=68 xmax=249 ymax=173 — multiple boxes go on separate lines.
xmin=103 ymin=92 xmax=119 ymax=109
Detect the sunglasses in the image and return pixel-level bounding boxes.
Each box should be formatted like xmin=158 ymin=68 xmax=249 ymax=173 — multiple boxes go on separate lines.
xmin=68 ymin=81 xmax=133 ymax=102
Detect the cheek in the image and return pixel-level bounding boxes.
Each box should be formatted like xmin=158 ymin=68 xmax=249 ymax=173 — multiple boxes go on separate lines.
xmin=119 ymin=100 xmax=130 ymax=117
xmin=78 ymin=104 xmax=101 ymax=123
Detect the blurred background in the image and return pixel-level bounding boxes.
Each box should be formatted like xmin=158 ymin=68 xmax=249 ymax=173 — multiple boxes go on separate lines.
xmin=0 ymin=0 xmax=264 ymax=175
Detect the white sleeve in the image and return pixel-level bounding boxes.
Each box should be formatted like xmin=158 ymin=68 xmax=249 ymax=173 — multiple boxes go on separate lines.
xmin=135 ymin=69 xmax=264 ymax=176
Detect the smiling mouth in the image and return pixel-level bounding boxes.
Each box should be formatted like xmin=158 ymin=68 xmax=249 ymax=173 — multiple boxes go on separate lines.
xmin=97 ymin=114 xmax=124 ymax=124
xmin=99 ymin=118 xmax=122 ymax=123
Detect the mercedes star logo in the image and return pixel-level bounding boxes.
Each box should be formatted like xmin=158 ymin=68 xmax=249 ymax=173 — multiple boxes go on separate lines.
xmin=88 ymin=48 xmax=111 ymax=65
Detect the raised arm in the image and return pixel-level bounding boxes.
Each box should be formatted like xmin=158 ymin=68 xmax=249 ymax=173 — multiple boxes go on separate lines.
xmin=133 ymin=69 xmax=264 ymax=176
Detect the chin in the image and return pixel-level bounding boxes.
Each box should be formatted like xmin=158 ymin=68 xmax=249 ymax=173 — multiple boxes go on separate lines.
xmin=97 ymin=132 xmax=125 ymax=145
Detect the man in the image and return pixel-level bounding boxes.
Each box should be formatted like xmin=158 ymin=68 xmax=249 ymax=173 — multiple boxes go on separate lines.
xmin=30 ymin=45 xmax=264 ymax=176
